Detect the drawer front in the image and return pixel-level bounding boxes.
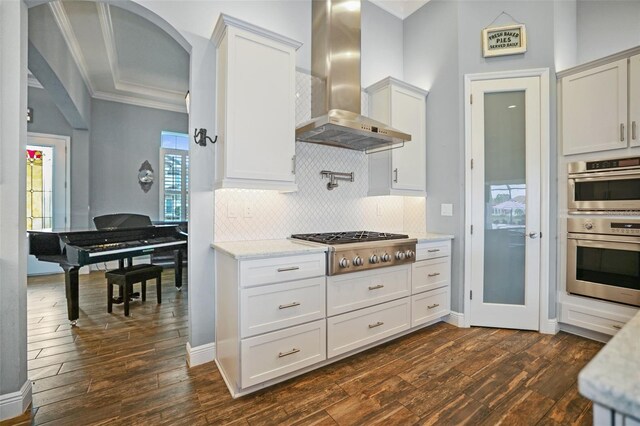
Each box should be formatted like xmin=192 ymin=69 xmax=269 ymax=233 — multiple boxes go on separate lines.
xmin=240 ymin=253 xmax=325 ymax=287
xmin=327 ymin=265 xmax=410 ymax=316
xmin=412 ymin=257 xmax=450 ymax=294
xmin=561 ymin=303 xmax=629 ymax=336
xmin=241 ymin=319 xmax=326 ymax=388
xmin=416 ymin=242 xmax=450 ymax=261
xmin=327 ymin=298 xmax=410 ymax=358
xmin=411 ymin=287 xmax=450 ymax=327
xmin=241 ymin=276 xmax=326 ymax=338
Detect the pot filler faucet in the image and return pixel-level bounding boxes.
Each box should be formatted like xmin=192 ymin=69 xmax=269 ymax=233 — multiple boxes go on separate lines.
xmin=321 ymin=170 xmax=354 ymax=190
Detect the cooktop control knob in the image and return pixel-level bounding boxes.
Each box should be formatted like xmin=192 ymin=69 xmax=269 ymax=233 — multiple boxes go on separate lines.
xmin=353 ymin=256 xmax=364 ymax=266
xmin=405 ymin=250 xmax=415 ymax=259
xmin=381 ymin=253 xmax=391 ymax=262
xmin=339 ymin=257 xmax=350 ymax=268
xmin=584 ymin=222 xmax=594 ymax=230
xmin=369 ymin=254 xmax=380 ymax=264
xmin=395 ymin=251 xmax=406 ymax=260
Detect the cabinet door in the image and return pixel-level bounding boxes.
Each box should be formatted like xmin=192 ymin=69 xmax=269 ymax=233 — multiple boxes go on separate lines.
xmin=630 ymin=54 xmax=640 ymax=148
xmin=562 ymin=59 xmax=628 ymax=155
xmin=226 ymin=30 xmax=296 ymax=183
xmin=391 ymin=86 xmax=426 ymax=191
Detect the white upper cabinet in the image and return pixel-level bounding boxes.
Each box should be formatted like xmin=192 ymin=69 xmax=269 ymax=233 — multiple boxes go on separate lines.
xmin=630 ymin=54 xmax=640 ymax=148
xmin=366 ymin=77 xmax=428 ymax=196
xmin=560 ymin=48 xmax=640 ymax=155
xmin=213 ymin=15 xmax=301 ymax=191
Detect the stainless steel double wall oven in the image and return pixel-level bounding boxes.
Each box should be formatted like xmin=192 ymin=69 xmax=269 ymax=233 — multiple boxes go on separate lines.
xmin=566 ymin=156 xmax=640 ymax=307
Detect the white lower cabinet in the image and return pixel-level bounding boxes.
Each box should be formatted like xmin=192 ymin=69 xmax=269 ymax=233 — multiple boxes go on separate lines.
xmin=327 ymin=298 xmax=411 ymax=358
xmin=411 ymin=240 xmax=452 ymax=328
xmin=412 ymin=287 xmax=450 ymax=327
xmin=240 ymin=320 xmax=326 ymax=388
xmin=560 ymin=302 xmax=630 ymax=336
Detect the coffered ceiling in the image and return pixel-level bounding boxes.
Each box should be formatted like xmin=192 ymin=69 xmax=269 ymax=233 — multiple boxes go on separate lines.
xmin=38 ymin=1 xmax=189 ymax=113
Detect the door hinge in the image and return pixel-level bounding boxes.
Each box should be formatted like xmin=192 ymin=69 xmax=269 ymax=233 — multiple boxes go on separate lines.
xmin=470 ymin=94 xmax=473 ymax=104
xmin=470 ymin=225 xmax=473 ymax=235
xmin=470 ymin=290 xmax=473 ymax=300
xmin=471 ymin=158 xmax=474 ymax=169
xmin=64 ymin=182 xmax=67 ymax=189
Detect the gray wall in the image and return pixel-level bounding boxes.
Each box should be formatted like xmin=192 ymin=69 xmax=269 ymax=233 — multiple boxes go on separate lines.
xmin=362 ymin=0 xmax=404 ymax=87
xmin=577 ymin=0 xmax=640 ymax=64
xmin=404 ymin=0 xmax=558 ymax=315
xmin=89 ymin=99 xmax=188 ymax=222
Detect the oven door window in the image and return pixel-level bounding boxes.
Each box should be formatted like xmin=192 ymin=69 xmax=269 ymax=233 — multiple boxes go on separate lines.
xmin=574 ymin=178 xmax=640 ymax=201
xmin=576 ymin=246 xmax=640 ymax=290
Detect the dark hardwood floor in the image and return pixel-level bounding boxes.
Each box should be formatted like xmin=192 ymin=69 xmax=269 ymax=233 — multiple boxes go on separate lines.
xmin=2 ymin=270 xmax=603 ymax=426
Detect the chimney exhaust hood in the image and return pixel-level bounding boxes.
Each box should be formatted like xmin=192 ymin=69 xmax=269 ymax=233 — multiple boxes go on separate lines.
xmin=295 ymin=0 xmax=410 ymax=153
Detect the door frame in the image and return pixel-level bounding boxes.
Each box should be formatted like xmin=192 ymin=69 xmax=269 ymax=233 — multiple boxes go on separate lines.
xmin=463 ymin=68 xmax=555 ymax=333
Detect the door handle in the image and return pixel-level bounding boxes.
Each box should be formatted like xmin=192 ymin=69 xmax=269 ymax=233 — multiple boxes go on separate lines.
xmin=393 ymin=168 xmax=398 ymax=183
xmin=620 ymin=123 xmax=625 ymax=142
xmin=528 ymin=232 xmax=538 ymax=239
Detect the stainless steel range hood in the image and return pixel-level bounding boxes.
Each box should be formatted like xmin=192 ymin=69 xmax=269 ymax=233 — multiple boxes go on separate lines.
xmin=295 ymin=0 xmax=410 ymax=153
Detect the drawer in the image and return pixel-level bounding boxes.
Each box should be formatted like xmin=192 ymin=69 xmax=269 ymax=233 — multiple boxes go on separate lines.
xmin=561 ymin=302 xmax=629 ymax=336
xmin=415 ymin=242 xmax=450 ymax=261
xmin=327 ymin=265 xmax=410 ymax=316
xmin=241 ymin=276 xmax=326 ymax=338
xmin=411 ymin=287 xmax=450 ymax=327
xmin=327 ymin=298 xmax=410 ymax=358
xmin=240 ymin=319 xmax=326 ymax=388
xmin=240 ymin=253 xmax=325 ymax=287
xmin=412 ymin=257 xmax=450 ymax=294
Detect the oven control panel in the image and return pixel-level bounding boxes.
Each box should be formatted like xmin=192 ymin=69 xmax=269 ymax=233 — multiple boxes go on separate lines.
xmin=568 ymin=218 xmax=640 ymax=235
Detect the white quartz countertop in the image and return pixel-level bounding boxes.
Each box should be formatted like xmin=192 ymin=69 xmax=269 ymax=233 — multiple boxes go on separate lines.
xmin=409 ymin=232 xmax=454 ymax=243
xmin=578 ymin=309 xmax=640 ymax=418
xmin=212 ymin=239 xmax=327 ymax=260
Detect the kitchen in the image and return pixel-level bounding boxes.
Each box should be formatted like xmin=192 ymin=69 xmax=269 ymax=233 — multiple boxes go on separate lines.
xmin=1 ymin=0 xmax=639 ymax=424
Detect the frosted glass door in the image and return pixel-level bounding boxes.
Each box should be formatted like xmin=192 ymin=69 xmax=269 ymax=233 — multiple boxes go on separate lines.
xmin=470 ymin=77 xmax=541 ymax=330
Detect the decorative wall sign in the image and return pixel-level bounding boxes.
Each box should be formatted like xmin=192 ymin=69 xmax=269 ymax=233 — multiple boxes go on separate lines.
xmin=482 ymin=24 xmax=527 ymax=58
xmin=137 ymin=160 xmax=154 ymax=193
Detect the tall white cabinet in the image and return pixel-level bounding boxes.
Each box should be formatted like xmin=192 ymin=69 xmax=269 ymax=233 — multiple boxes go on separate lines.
xmin=560 ymin=48 xmax=640 ymax=155
xmin=212 ymin=15 xmax=301 ymax=192
xmin=366 ymin=77 xmax=428 ymax=196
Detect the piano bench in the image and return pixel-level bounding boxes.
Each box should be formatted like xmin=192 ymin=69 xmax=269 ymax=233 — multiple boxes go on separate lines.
xmin=106 ymin=264 xmax=163 ymax=316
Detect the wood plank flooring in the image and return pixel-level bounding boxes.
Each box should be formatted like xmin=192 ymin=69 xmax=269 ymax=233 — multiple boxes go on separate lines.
xmin=2 ymin=270 xmax=603 ymax=426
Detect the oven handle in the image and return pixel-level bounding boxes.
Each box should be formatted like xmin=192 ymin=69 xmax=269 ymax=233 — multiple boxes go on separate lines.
xmin=568 ymin=170 xmax=640 ymax=181
xmin=568 ymin=234 xmax=640 ymax=250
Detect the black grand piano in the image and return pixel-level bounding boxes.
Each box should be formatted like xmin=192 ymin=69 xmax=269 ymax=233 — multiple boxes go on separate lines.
xmin=28 ymin=224 xmax=187 ymax=324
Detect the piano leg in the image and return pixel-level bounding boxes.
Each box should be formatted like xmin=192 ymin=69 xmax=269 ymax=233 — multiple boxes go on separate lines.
xmin=174 ymin=249 xmax=183 ymax=290
xmin=62 ymin=265 xmax=80 ymax=325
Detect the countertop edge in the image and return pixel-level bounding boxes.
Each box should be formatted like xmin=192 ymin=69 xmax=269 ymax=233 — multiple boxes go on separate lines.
xmin=211 ymin=240 xmax=327 ymax=260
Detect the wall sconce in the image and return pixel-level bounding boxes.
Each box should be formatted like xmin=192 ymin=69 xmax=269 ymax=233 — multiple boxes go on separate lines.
xmin=194 ymin=128 xmax=217 ymax=147
xmin=184 ymin=91 xmax=190 ymax=114
xmin=27 ymin=107 xmax=33 ymax=124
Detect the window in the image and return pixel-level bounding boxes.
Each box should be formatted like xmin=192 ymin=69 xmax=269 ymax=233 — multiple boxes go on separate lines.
xmin=26 ymin=147 xmax=53 ymax=230
xmin=159 ymin=131 xmax=189 ymax=221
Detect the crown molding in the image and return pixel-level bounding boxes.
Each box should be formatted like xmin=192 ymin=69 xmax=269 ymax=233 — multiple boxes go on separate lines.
xmin=212 ymin=13 xmax=303 ymax=50
xmin=97 ymin=3 xmax=186 ymax=99
xmin=48 ymin=1 xmax=95 ymax=96
xmin=93 ymin=91 xmax=187 ymax=114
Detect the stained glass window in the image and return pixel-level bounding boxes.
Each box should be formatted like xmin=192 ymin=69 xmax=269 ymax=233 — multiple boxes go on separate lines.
xmin=160 ymin=132 xmax=189 ymax=221
xmin=26 ymin=147 xmax=53 ymax=230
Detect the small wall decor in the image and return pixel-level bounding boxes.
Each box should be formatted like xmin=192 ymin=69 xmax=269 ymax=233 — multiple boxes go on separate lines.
xmin=482 ymin=12 xmax=527 ymax=58
xmin=137 ymin=160 xmax=154 ymax=193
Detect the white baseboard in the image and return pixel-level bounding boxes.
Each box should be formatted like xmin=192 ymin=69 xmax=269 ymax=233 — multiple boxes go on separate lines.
xmin=0 ymin=380 xmax=32 ymax=421
xmin=445 ymin=311 xmax=466 ymax=328
xmin=540 ymin=318 xmax=559 ymax=335
xmin=186 ymin=341 xmax=216 ymax=367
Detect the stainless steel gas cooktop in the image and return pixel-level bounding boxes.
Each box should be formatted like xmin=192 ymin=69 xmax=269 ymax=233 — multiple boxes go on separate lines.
xmin=291 ymin=231 xmax=417 ymax=276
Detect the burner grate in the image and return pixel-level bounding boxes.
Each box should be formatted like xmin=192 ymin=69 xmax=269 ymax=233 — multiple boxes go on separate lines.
xmin=291 ymin=231 xmax=409 ymax=245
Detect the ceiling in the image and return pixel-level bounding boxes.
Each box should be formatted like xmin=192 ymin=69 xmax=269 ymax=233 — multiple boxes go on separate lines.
xmin=32 ymin=1 xmax=190 ymax=113
xmin=370 ymin=0 xmax=431 ymax=20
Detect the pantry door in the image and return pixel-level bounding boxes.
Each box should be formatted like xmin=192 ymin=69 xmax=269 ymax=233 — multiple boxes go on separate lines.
xmin=467 ymin=75 xmax=542 ymax=330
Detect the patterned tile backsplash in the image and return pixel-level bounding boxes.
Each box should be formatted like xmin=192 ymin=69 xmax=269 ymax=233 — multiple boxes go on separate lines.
xmin=214 ymin=71 xmax=426 ymax=242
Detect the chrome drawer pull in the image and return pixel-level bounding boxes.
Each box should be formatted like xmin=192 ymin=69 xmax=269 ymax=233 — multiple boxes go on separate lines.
xmin=427 ymin=303 xmax=440 ymax=309
xmin=278 ymin=348 xmax=300 ymax=358
xmin=612 ymin=324 xmax=622 ymax=330
xmin=427 ymin=249 xmax=440 ymax=253
xmin=277 ymin=266 xmax=300 ymax=272
xmin=368 ymin=284 xmax=384 ymax=290
xmin=278 ymin=302 xmax=301 ymax=310
xmin=427 ymin=272 xmax=441 ymax=277
xmin=368 ymin=321 xmax=384 ymax=329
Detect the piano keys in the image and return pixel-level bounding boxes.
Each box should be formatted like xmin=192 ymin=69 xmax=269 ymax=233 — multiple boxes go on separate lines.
xmin=28 ymin=225 xmax=187 ymax=325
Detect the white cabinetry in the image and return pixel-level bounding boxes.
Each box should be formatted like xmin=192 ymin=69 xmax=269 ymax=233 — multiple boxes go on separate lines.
xmin=213 ymin=15 xmax=301 ymax=191
xmin=559 ymin=48 xmax=640 ymax=155
xmin=411 ymin=240 xmax=451 ymax=327
xmin=215 ymin=251 xmax=326 ymax=396
xmin=366 ymin=77 xmax=428 ymax=196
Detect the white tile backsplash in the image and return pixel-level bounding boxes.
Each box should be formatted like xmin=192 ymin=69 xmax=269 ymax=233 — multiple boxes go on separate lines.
xmin=214 ymin=71 xmax=425 ymax=242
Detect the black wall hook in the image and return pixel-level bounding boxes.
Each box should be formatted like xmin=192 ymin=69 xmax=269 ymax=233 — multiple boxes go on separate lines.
xmin=194 ymin=128 xmax=217 ymax=147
